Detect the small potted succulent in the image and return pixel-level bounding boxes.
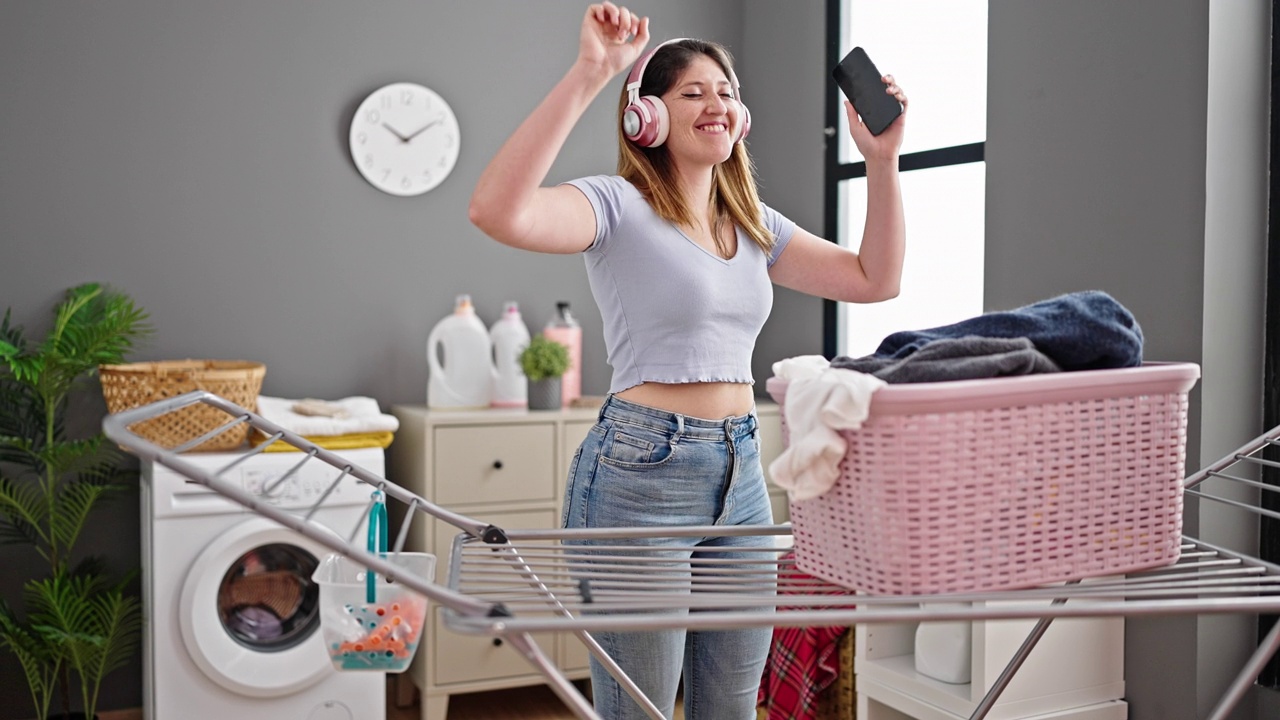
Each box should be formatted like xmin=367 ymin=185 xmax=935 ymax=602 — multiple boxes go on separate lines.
xmin=518 ymin=334 xmax=570 ymax=411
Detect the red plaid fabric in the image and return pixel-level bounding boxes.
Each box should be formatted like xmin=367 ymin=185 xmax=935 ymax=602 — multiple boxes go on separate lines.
xmin=757 ymin=553 xmax=855 ymax=720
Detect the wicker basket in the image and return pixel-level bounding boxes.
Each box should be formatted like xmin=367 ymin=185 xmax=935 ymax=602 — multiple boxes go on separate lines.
xmin=766 ymin=362 xmax=1200 ymax=596
xmin=99 ymin=360 xmax=266 ymax=451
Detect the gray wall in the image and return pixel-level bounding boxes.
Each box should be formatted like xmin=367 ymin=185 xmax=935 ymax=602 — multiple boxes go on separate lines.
xmin=1 ymin=0 xmax=1274 ymax=717
xmin=988 ymin=0 xmax=1271 ymax=718
xmin=1199 ymin=1 xmax=1271 ymax=716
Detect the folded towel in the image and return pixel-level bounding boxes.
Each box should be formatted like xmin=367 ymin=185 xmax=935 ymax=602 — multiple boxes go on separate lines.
xmin=871 ymin=290 xmax=1143 ymax=371
xmin=254 ymin=395 xmax=399 ymax=437
xmin=769 ymin=360 xmax=885 ymax=501
xmin=250 ymin=431 xmax=394 ymax=453
xmin=832 ymin=336 xmax=1061 ymax=383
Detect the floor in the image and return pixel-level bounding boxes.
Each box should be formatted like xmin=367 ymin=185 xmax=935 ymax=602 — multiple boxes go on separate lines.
xmin=97 ymin=677 xmax=688 ymax=720
xmin=388 ymin=679 xmax=689 ymax=720
xmin=389 ymin=682 xmax=582 ymax=720
xmin=92 ymin=681 xmax=585 ymax=720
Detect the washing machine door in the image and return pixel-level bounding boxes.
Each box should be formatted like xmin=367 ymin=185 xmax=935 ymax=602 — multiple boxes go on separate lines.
xmin=180 ymin=516 xmax=341 ymax=697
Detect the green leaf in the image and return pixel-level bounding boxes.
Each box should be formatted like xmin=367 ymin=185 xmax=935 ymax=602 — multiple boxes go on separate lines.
xmin=81 ymin=588 xmax=142 ymax=713
xmin=39 ymin=435 xmax=110 ymax=479
xmin=50 ymin=482 xmax=110 ymax=555
xmin=24 ymin=574 xmax=98 ymax=673
xmin=0 ymin=310 xmax=27 ymax=371
xmin=0 ymin=474 xmax=52 ymax=549
xmin=0 ymin=600 xmax=60 ymax=719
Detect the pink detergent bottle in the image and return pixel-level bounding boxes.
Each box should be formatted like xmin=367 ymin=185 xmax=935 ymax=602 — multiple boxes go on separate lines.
xmin=542 ymin=301 xmax=581 ymax=407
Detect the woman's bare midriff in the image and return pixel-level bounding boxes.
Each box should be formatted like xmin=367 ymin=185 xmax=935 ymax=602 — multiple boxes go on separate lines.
xmin=614 ymin=381 xmax=756 ymax=420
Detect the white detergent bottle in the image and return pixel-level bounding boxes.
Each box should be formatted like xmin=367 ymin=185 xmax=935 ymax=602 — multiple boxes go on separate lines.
xmin=427 ymin=294 xmax=492 ymax=409
xmin=489 ymin=301 xmax=531 ymax=408
xmin=914 ymin=603 xmax=973 ymax=684
xmin=543 ymin=301 xmax=582 ymax=407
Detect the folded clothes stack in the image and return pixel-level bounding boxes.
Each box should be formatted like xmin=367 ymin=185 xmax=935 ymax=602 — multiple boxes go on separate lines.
xmin=250 ymin=395 xmax=400 ymax=453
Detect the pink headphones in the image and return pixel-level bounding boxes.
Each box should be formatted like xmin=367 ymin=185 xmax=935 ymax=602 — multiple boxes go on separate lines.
xmin=621 ymin=38 xmax=752 ymax=148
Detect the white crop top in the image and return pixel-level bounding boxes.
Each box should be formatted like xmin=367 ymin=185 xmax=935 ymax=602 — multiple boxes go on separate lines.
xmin=564 ymin=174 xmax=796 ymax=394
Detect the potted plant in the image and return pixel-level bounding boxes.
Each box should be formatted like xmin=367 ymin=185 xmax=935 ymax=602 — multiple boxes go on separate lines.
xmin=0 ymin=283 xmax=151 ymax=720
xmin=519 ymin=334 xmax=570 ymax=411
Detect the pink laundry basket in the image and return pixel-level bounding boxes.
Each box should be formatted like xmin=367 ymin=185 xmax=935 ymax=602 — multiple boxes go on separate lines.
xmin=765 ymin=362 xmax=1200 ymax=595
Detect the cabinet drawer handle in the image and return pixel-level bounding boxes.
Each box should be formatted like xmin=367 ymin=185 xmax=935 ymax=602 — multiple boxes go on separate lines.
xmin=492 ymin=460 xmax=504 ymax=470
xmin=492 ymin=638 xmax=503 ymax=647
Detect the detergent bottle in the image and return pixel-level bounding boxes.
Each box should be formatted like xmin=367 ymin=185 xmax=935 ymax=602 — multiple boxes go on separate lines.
xmin=426 ymin=295 xmax=492 ymax=409
xmin=489 ymin=301 xmax=531 ymax=408
xmin=542 ymin=301 xmax=582 ymax=407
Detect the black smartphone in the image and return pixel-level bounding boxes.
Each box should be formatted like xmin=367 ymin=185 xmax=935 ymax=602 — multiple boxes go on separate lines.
xmin=831 ymin=46 xmax=902 ymax=136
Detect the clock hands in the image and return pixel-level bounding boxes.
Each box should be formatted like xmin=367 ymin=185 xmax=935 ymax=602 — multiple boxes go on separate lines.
xmin=402 ymin=116 xmax=445 ymax=142
xmin=381 ymin=117 xmax=445 ymax=144
xmin=381 ymin=122 xmax=411 ymax=143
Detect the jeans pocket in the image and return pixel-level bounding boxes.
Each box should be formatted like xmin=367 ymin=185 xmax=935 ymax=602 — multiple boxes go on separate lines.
xmin=599 ymin=422 xmax=675 ymax=469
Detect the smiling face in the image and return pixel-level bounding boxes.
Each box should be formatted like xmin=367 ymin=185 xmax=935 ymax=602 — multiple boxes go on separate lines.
xmin=659 ymin=54 xmax=741 ymax=169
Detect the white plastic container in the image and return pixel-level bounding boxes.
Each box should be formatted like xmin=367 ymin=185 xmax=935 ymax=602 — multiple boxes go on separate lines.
xmin=489 ymin=301 xmax=531 ymax=408
xmin=542 ymin=301 xmax=581 ymax=408
xmin=914 ymin=603 xmax=973 ymax=684
xmin=427 ymin=295 xmax=492 ymax=409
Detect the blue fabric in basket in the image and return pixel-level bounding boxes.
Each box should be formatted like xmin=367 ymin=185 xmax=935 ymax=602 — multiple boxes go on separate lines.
xmin=859 ymin=290 xmax=1144 ymax=371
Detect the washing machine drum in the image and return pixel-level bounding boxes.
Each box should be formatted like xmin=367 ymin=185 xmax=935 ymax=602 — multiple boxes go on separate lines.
xmin=180 ymin=517 xmax=344 ymax=697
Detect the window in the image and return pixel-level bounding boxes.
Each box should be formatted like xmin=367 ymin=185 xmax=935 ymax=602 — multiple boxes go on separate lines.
xmin=825 ymin=0 xmax=988 ymax=358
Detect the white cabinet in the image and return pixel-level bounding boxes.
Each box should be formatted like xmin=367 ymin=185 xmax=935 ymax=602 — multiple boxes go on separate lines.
xmin=855 ymin=600 xmax=1126 ymax=720
xmin=390 ymin=401 xmax=784 ymax=718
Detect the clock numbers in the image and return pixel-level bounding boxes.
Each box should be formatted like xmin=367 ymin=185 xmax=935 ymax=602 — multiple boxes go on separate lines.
xmin=400 ymin=90 xmax=415 ymax=105
xmin=364 ymin=154 xmax=375 ymax=169
xmin=401 ymin=176 xmax=413 ymax=190
xmin=422 ymin=170 xmax=433 ymax=183
xmin=356 ymin=132 xmax=367 ymax=146
xmin=380 ymin=94 xmax=393 ymax=109
xmin=444 ymin=134 xmax=454 ymax=149
xmin=382 ymin=169 xmax=392 ymax=183
xmin=365 ymin=109 xmax=381 ymax=125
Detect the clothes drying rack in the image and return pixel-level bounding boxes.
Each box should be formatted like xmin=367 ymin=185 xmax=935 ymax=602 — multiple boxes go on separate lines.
xmin=103 ymin=391 xmax=1280 ymax=720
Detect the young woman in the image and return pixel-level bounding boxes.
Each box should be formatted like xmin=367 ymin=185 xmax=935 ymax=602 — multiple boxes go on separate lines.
xmin=469 ymin=4 xmax=907 ymax=718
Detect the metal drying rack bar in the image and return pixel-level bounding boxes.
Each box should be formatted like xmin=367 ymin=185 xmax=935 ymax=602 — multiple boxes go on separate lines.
xmin=103 ymin=391 xmax=1280 ymax=720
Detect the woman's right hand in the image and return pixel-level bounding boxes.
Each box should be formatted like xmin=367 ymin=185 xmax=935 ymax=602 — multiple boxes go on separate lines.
xmin=578 ymin=2 xmax=650 ymax=81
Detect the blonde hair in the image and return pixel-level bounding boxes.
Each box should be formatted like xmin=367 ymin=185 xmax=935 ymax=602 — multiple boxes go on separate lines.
xmin=615 ymin=39 xmax=775 ymax=256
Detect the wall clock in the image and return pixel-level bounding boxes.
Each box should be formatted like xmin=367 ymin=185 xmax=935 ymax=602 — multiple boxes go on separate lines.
xmin=349 ymin=82 xmax=461 ymax=196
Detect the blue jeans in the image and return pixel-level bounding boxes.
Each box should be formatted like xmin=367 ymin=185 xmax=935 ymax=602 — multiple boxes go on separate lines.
xmin=561 ymin=395 xmax=775 ymax=720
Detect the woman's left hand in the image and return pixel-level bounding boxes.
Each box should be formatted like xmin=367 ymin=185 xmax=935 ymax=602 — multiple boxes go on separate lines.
xmin=846 ymin=74 xmax=907 ymax=164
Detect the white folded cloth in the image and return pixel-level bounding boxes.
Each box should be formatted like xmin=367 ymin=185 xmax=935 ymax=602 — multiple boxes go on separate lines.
xmin=255 ymin=395 xmax=399 ymax=437
xmin=768 ymin=356 xmax=885 ymax=501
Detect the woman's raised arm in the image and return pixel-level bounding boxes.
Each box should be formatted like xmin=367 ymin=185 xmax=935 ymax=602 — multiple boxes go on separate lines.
xmin=468 ymin=3 xmax=649 ymax=254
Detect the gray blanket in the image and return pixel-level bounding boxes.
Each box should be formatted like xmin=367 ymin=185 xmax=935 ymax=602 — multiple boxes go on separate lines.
xmin=866 ymin=290 xmax=1143 ymax=371
xmin=832 ymin=336 xmax=1061 ymax=383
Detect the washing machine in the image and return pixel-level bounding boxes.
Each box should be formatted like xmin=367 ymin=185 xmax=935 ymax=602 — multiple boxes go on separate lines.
xmin=141 ymin=447 xmax=388 ymax=720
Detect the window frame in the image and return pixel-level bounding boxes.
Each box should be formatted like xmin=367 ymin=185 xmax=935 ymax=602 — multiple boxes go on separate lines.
xmin=822 ymin=0 xmax=986 ymax=358
xmin=1258 ymin=0 xmax=1280 ymax=689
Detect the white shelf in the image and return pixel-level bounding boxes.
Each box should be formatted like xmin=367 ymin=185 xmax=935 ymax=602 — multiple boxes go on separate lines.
xmin=858 ymin=677 xmax=1128 ymax=720
xmin=855 ymin=605 xmax=1124 ymax=720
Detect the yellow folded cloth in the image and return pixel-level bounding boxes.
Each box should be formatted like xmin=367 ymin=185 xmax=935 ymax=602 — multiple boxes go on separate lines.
xmin=250 ymin=431 xmax=394 ymax=453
